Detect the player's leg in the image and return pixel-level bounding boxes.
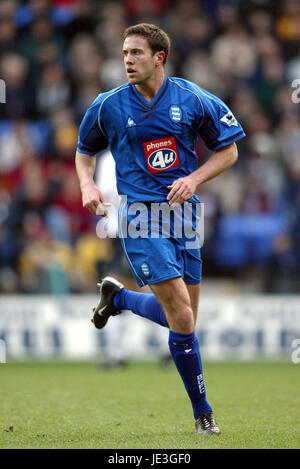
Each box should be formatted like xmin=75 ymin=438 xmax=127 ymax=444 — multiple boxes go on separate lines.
xmin=106 ymin=279 xmax=200 ymax=330
xmin=186 ymin=283 xmax=201 ymax=324
xmin=149 ymin=276 xmax=215 ymax=428
xmin=185 ymin=282 xmax=220 ymax=432
xmin=106 ymin=253 xmax=201 ymax=331
xmin=92 ymin=274 xmax=219 ymax=433
xmin=91 ymin=274 xmax=172 ymax=329
xmin=149 ymin=277 xmax=194 ymax=333
xmin=113 ymin=285 xmax=169 ymax=327
xmin=91 ymin=279 xmax=199 ymax=336
xmin=95 ymin=215 xmax=184 ymax=328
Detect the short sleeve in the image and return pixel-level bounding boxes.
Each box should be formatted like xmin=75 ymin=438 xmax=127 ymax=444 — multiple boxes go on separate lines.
xmin=77 ymin=101 xmax=108 ymax=156
xmin=198 ymin=90 xmax=245 ymax=151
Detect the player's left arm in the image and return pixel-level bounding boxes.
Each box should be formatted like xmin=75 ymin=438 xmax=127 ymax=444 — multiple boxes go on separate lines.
xmin=167 ymin=142 xmax=237 ymax=206
xmin=168 ymin=88 xmax=245 ymax=206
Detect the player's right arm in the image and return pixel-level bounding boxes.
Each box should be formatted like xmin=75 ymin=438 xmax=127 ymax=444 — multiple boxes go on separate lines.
xmin=75 ymin=96 xmax=110 ymax=215
xmin=75 ymin=151 xmax=109 ymax=216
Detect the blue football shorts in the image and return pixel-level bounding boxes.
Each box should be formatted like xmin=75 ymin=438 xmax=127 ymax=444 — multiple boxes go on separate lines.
xmin=118 ymin=197 xmax=202 ymax=287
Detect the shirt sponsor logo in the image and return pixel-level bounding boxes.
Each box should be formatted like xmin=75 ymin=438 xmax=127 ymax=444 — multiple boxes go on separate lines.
xmin=220 ymin=111 xmax=238 ymax=127
xmin=169 ymin=105 xmax=182 ymax=122
xmin=143 ymin=136 xmax=180 ymax=174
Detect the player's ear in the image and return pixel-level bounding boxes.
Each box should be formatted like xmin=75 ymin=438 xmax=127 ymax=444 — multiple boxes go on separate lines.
xmin=155 ymin=51 xmax=165 ymax=66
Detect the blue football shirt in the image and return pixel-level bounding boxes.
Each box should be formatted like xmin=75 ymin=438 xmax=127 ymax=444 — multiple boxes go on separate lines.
xmin=77 ymin=76 xmax=245 ymax=203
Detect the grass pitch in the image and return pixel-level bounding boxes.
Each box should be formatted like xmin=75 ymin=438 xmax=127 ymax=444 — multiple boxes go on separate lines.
xmin=0 ymin=360 xmax=299 ymax=449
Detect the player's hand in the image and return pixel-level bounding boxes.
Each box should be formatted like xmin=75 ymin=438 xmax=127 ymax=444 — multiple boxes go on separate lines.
xmin=81 ymin=181 xmax=111 ymax=216
xmin=167 ymin=175 xmax=197 ymax=206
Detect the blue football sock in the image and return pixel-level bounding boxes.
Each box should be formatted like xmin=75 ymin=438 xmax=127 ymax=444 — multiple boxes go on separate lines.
xmin=168 ymin=330 xmax=212 ymax=419
xmin=113 ymin=289 xmax=168 ymax=327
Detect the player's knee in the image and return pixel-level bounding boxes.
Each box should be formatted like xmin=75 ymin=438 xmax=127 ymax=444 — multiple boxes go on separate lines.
xmin=169 ymin=306 xmax=194 ymax=332
xmin=179 ymin=307 xmax=194 ymax=330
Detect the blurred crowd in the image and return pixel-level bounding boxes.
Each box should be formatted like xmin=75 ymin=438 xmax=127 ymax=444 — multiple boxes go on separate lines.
xmin=0 ymin=0 xmax=299 ymax=294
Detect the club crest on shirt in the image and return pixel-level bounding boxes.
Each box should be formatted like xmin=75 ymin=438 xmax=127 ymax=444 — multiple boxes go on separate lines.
xmin=169 ymin=105 xmax=182 ymax=122
xmin=143 ymin=136 xmax=180 ymax=174
xmin=220 ymin=111 xmax=238 ymax=127
xmin=141 ymin=263 xmax=151 ymax=277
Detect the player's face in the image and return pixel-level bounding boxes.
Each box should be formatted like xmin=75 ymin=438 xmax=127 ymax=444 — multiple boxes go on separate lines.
xmin=123 ymin=36 xmax=158 ymax=85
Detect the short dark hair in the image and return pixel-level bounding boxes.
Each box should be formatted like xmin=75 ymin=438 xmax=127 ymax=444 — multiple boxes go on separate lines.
xmin=123 ymin=23 xmax=171 ymax=65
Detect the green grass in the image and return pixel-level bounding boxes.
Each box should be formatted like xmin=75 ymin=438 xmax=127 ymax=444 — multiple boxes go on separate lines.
xmin=0 ymin=361 xmax=299 ymax=449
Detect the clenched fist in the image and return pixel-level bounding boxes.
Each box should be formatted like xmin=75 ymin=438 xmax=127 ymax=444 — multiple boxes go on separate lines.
xmin=81 ymin=180 xmax=111 ymax=216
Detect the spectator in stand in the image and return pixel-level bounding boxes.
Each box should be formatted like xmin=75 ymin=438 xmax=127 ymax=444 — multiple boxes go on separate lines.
xmin=19 ymin=15 xmax=65 ymax=68
xmin=36 ymin=64 xmax=71 ymax=116
xmin=276 ymin=0 xmax=300 ymax=56
xmin=0 ymin=53 xmax=34 ymax=119
xmin=0 ymin=19 xmax=19 ymax=55
xmin=211 ymin=24 xmax=258 ymax=81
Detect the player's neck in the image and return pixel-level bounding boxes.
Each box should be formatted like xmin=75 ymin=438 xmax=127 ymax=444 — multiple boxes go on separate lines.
xmin=135 ymin=69 xmax=165 ymax=102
